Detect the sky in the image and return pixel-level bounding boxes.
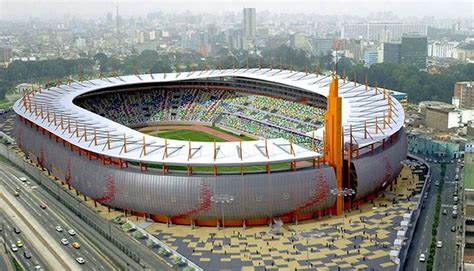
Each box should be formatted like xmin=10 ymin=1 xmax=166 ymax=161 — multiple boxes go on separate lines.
xmin=0 ymin=0 xmax=473 ymax=20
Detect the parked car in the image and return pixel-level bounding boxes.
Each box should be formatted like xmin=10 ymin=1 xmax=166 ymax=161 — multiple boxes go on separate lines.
xmin=437 ymin=241 xmax=443 ymax=248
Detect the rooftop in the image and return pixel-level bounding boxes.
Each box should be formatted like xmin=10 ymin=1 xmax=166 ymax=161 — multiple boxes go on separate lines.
xmin=13 ymin=69 xmax=404 ymax=167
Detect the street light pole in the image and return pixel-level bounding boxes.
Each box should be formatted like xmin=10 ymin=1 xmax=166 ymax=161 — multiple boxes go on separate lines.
xmin=330 ymin=188 xmax=356 ymax=234
xmin=211 ymin=194 xmax=234 ymax=246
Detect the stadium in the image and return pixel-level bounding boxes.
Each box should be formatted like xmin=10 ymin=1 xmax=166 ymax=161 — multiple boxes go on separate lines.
xmin=12 ymin=67 xmax=407 ymax=227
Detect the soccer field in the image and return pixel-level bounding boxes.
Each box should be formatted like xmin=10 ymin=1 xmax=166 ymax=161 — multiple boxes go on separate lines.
xmin=153 ymin=129 xmax=227 ymax=142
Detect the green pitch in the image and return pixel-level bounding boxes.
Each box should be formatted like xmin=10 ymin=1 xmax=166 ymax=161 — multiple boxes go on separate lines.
xmin=153 ymin=129 xmax=227 ymax=142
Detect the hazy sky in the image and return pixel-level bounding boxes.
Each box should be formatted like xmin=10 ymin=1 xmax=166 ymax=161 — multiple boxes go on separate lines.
xmin=0 ymin=0 xmax=473 ymax=20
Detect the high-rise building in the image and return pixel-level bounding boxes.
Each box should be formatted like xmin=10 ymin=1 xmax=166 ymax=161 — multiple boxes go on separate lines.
xmin=312 ymin=38 xmax=333 ymax=56
xmin=453 ymin=81 xmax=474 ymax=109
xmin=341 ymin=23 xmax=427 ymax=42
xmin=0 ymin=45 xmax=12 ymax=63
xmin=290 ymin=33 xmax=311 ymax=51
xmin=243 ymin=8 xmax=256 ymax=40
xmin=363 ymin=48 xmax=378 ymax=67
xmin=383 ymin=42 xmax=401 ymax=64
xmin=400 ymin=34 xmax=427 ymax=70
xmin=345 ymin=39 xmax=363 ymax=61
xmin=428 ymin=41 xmax=459 ymax=58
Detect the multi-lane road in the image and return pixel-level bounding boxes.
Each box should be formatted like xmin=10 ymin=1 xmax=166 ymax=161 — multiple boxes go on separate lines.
xmin=404 ymin=160 xmax=461 ymax=271
xmin=1 ymin=210 xmax=49 ymax=270
xmin=0 ymin=146 xmax=174 ymax=270
xmin=0 ymin=165 xmax=114 ymax=270
xmin=434 ymin=162 xmax=462 ymax=271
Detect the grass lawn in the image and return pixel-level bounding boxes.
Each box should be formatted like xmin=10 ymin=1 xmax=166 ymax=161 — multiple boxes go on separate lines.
xmin=208 ymin=125 xmax=255 ymax=141
xmin=154 ymin=129 xmax=227 ymax=142
xmin=464 ymin=163 xmax=474 ymax=190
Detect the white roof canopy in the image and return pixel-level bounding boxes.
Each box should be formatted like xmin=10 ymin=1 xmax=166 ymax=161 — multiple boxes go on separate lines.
xmin=13 ymin=69 xmax=404 ymax=166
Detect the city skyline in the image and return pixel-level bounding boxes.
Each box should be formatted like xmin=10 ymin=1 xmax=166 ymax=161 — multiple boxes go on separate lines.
xmin=0 ymin=0 xmax=473 ymax=20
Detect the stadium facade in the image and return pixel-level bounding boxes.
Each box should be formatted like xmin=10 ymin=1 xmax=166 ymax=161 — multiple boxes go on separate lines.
xmin=13 ymin=69 xmax=407 ymax=226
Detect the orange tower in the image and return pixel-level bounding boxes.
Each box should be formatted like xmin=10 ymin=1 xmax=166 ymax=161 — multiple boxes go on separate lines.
xmin=324 ymin=75 xmax=343 ymax=215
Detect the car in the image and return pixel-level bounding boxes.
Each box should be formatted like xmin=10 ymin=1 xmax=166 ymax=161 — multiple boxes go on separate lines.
xmin=453 ymin=210 xmax=458 ymax=218
xmin=11 ymin=244 xmax=18 ymax=252
xmin=68 ymin=229 xmax=76 ymax=236
xmin=76 ymin=257 xmax=85 ymax=264
xmin=19 ymin=177 xmax=27 ymax=182
xmin=72 ymin=242 xmax=81 ymax=249
xmin=40 ymin=204 xmax=47 ymax=209
xmin=13 ymin=191 xmax=20 ymax=197
xmin=16 ymin=240 xmax=23 ymax=247
xmin=33 ymin=262 xmax=42 ymax=270
xmin=23 ymin=251 xmax=32 ymax=259
xmin=453 ymin=205 xmax=458 ymax=210
xmin=419 ymin=253 xmax=426 ymax=262
xmin=13 ymin=227 xmax=21 ymax=234
xmin=55 ymin=225 xmax=63 ymax=232
xmin=451 ymin=226 xmax=456 ymax=232
xmin=437 ymin=241 xmax=443 ymax=248
xmin=60 ymin=238 xmax=69 ymax=245
xmin=435 ymin=181 xmax=440 ymax=186
xmin=454 ymin=197 xmax=459 ymax=203
xmin=442 ymin=209 xmax=447 ymax=215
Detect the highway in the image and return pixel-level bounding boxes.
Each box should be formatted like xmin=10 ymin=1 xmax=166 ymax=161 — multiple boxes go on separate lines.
xmin=0 ymin=145 xmax=174 ymax=271
xmin=0 ymin=210 xmax=49 ymax=270
xmin=434 ymin=162 xmax=460 ymax=271
xmin=0 ymin=164 xmax=115 ymax=270
xmin=404 ymin=161 xmax=459 ymax=271
xmin=404 ymin=161 xmax=437 ymax=271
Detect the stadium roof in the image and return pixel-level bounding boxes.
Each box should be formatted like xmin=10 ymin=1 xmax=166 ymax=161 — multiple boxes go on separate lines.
xmin=13 ymin=68 xmax=404 ymax=166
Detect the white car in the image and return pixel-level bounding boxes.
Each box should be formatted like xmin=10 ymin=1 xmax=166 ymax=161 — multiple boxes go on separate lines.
xmin=437 ymin=241 xmax=443 ymax=248
xmin=76 ymin=257 xmax=85 ymax=264
xmin=419 ymin=253 xmax=426 ymax=262
xmin=55 ymin=225 xmax=63 ymax=232
xmin=453 ymin=205 xmax=458 ymax=210
xmin=60 ymin=238 xmax=69 ymax=245
xmin=11 ymin=244 xmax=18 ymax=252
xmin=68 ymin=229 xmax=76 ymax=236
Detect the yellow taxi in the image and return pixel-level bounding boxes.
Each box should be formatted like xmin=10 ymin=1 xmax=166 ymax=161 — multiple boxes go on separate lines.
xmin=72 ymin=242 xmax=80 ymax=249
xmin=15 ymin=240 xmax=23 ymax=247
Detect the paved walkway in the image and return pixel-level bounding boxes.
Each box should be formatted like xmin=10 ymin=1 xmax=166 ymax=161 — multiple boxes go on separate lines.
xmin=144 ymin=166 xmax=418 ymax=270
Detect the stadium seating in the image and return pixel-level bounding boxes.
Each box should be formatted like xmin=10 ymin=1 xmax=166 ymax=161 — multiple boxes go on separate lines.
xmin=76 ymin=88 xmax=325 ymax=150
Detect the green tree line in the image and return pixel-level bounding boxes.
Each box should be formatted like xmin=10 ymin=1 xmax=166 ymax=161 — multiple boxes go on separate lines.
xmin=1 ymin=46 xmax=473 ymax=104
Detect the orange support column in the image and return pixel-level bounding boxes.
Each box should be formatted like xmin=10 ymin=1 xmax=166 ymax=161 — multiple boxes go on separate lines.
xmin=324 ymin=75 xmax=344 ymax=215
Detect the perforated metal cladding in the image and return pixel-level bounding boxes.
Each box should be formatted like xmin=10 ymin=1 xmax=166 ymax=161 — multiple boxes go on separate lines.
xmin=351 ymin=128 xmax=407 ymax=200
xmin=14 ymin=119 xmax=337 ymax=220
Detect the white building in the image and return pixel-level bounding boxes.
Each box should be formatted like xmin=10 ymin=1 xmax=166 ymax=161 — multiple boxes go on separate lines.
xmin=428 ymin=41 xmax=459 ymax=58
xmin=243 ymin=8 xmax=256 ymax=40
xmin=341 ymin=23 xmax=428 ymax=42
